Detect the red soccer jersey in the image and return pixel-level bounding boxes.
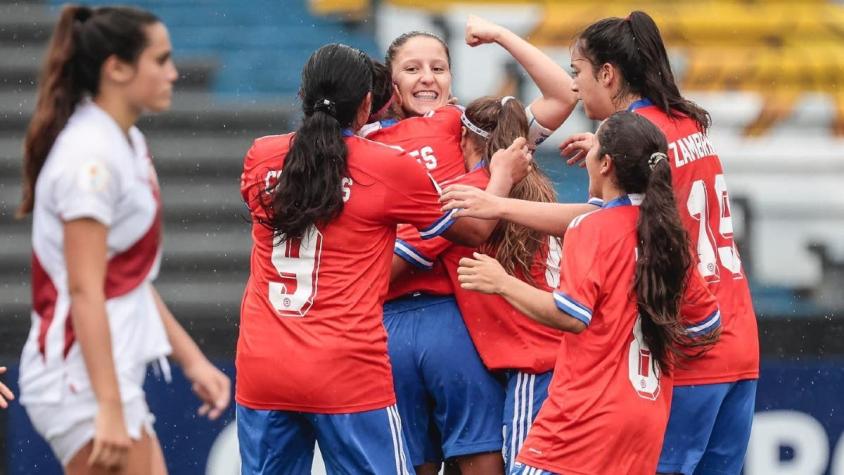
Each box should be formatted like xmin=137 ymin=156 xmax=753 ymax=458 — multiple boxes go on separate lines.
xmin=364 ymin=105 xmax=467 ymax=183
xmin=395 ymin=168 xmax=565 ymax=373
xmin=632 ymin=100 xmax=759 ymax=385
xmin=236 ymin=133 xmax=457 ymax=413
xmin=517 ymin=196 xmax=721 ymax=474
xmin=371 ymin=105 xmax=467 ymax=300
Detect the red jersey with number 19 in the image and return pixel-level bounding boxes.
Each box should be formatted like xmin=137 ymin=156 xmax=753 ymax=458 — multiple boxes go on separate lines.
xmin=517 ymin=196 xmax=721 ymax=474
xmin=237 ymin=133 xmax=457 ymax=413
xmin=632 ymin=101 xmax=759 ymax=385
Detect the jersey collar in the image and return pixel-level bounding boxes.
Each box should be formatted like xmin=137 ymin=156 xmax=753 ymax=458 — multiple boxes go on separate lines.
xmin=603 ymin=193 xmax=644 ymax=208
xmin=627 ymin=98 xmax=653 ymax=111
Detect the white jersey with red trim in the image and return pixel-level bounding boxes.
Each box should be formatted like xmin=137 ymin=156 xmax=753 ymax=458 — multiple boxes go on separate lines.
xmin=19 ymin=100 xmax=171 ymax=405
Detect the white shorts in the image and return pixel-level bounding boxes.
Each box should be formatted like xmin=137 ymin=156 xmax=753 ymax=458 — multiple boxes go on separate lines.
xmin=24 ymin=361 xmax=156 ymax=466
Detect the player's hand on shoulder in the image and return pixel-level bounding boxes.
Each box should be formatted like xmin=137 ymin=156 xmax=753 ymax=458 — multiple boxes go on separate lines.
xmin=457 ymin=252 xmax=508 ymax=294
xmin=491 ymin=136 xmax=533 ymax=185
xmin=185 ymin=359 xmax=231 ymax=420
xmin=89 ymin=400 xmax=131 ymax=472
xmin=465 ymin=15 xmax=505 ymax=47
xmin=560 ymin=132 xmax=594 ymax=168
xmin=0 ymin=367 xmax=14 ymax=409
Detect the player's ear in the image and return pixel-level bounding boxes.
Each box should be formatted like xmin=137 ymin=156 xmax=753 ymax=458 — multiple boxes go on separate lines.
xmin=599 ymin=62 xmax=614 ymax=88
xmin=600 ymin=153 xmax=613 ymax=176
xmin=354 ymin=92 xmax=373 ymax=130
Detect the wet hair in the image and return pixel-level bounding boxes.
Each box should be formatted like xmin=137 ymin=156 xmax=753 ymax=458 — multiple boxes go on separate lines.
xmin=596 ymin=111 xmax=717 ymax=373
xmin=263 ymin=43 xmax=372 ymax=241
xmin=464 ymin=96 xmax=558 ymax=283
xmin=576 ymin=11 xmax=711 ymax=132
xmin=385 ymin=31 xmax=451 ymax=73
xmin=369 ymin=59 xmax=395 ymax=121
xmin=18 ymin=4 xmax=159 ymax=216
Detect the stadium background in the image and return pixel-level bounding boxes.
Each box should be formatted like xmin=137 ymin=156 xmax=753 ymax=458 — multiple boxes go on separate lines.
xmin=0 ymin=0 xmax=842 ymax=473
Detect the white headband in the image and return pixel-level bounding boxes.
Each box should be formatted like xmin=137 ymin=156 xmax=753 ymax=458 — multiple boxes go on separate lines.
xmin=461 ymin=111 xmax=490 ymax=139
xmin=501 ymin=95 xmax=515 ymax=106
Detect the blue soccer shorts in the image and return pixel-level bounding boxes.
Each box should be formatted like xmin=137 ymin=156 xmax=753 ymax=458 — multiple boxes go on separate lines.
xmin=658 ymin=379 xmax=757 ymax=475
xmin=383 ymin=293 xmax=505 ymax=466
xmin=237 ymin=403 xmax=412 ymax=474
xmin=502 ymin=370 xmax=553 ymax=473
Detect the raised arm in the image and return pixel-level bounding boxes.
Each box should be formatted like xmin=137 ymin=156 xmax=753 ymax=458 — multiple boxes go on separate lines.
xmin=465 ymin=15 xmax=578 ymax=130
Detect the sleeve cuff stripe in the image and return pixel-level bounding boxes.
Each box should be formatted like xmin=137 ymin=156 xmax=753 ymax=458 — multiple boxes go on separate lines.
xmin=394 ymin=240 xmax=433 ymax=270
xmin=686 ymin=309 xmax=721 ymax=336
xmin=420 ymin=209 xmax=457 ymax=239
xmin=553 ymin=291 xmax=593 ymax=324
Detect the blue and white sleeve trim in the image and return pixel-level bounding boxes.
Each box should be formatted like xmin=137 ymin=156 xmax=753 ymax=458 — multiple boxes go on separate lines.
xmin=394 ymin=239 xmax=434 ymax=270
xmin=419 ymin=208 xmax=458 ymax=239
xmin=552 ymin=290 xmax=593 ymax=326
xmin=686 ymin=309 xmax=721 ymax=337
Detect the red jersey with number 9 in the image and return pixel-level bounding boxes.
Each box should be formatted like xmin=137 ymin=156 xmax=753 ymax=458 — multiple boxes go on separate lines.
xmin=236 ymin=133 xmax=457 ymax=413
xmin=632 ymin=102 xmax=759 ymax=385
xmin=517 ymin=197 xmax=721 ymax=474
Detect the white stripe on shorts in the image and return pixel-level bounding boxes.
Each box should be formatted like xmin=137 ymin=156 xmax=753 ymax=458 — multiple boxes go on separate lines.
xmin=387 ymin=405 xmax=410 ymax=475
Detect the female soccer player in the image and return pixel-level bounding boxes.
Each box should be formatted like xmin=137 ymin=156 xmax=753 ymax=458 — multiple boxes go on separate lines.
xmin=457 ymin=111 xmax=721 ymax=475
xmin=235 ymin=43 xmax=529 ymax=474
xmin=391 ymin=95 xmax=565 ymax=473
xmin=17 ymin=5 xmax=230 ymax=473
xmin=444 ymin=15 xmax=759 ymax=469
xmin=559 ymin=12 xmax=759 ymax=475
xmin=374 ymin=22 xmax=578 ymax=474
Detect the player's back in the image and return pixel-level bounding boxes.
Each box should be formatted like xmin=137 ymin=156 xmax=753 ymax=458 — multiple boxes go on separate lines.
xmin=633 ymin=103 xmax=759 ymax=385
xmin=237 ymin=133 xmax=453 ymax=413
xmin=366 ymin=105 xmax=466 ymax=183
xmin=522 ymin=197 xmax=718 ymax=474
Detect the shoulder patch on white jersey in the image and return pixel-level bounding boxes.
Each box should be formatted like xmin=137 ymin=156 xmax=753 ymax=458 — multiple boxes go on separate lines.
xmin=76 ymin=160 xmax=110 ymax=193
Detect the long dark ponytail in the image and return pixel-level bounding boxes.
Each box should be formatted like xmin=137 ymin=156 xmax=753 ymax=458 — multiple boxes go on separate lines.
xmin=463 ymin=96 xmax=558 ymax=283
xmin=18 ymin=4 xmax=159 ymax=216
xmin=263 ymin=44 xmax=372 ymax=241
xmin=597 ymin=111 xmax=716 ymax=373
xmin=577 ymin=11 xmax=711 ymax=132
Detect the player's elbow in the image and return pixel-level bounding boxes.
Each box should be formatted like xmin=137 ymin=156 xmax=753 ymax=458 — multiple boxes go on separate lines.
xmin=552 ymin=309 xmax=587 ymax=333
xmin=443 ymin=220 xmax=491 ymax=247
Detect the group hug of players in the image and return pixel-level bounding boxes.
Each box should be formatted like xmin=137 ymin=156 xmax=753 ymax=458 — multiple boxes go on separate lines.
xmin=14 ymin=3 xmax=759 ymax=475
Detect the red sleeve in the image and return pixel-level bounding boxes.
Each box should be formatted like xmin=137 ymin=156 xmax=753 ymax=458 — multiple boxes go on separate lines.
xmin=681 ymin=268 xmax=721 ymax=337
xmin=394 ymin=167 xmax=492 ymax=268
xmin=395 ymin=225 xmax=453 ymax=270
xmin=378 ymin=148 xmax=458 ymax=238
xmin=240 ymin=135 xmax=291 ymax=216
xmin=552 ymin=217 xmax=602 ymax=327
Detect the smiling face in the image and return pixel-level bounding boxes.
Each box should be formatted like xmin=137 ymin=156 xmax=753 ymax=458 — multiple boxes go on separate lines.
xmin=390 ymin=35 xmax=452 ymax=117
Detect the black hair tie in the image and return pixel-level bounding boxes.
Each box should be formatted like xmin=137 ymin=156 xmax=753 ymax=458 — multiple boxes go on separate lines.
xmin=313 ymin=98 xmax=337 ymax=117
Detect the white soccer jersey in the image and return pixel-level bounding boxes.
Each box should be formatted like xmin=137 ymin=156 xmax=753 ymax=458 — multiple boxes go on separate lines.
xmin=19 ymin=100 xmax=171 ymax=405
